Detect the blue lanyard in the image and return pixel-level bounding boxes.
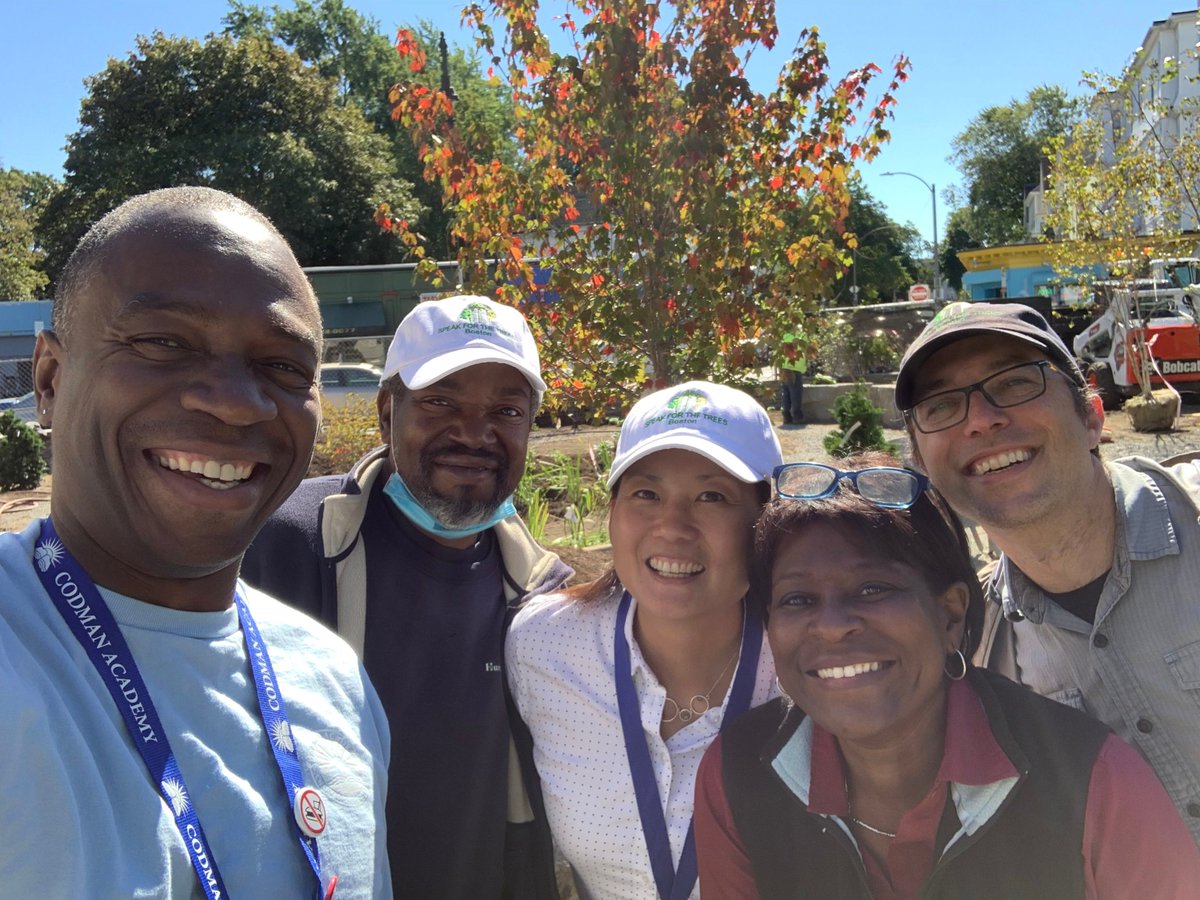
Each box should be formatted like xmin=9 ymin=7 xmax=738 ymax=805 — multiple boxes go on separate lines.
xmin=613 ymin=591 xmax=762 ymax=900
xmin=33 ymin=519 xmax=328 ymax=899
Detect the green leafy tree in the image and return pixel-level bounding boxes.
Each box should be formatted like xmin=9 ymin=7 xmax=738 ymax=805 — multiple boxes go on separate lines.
xmin=1043 ymin=29 xmax=1200 ymax=412
xmin=0 ymin=168 xmax=58 ymax=300
xmin=937 ymin=206 xmax=978 ymax=293
xmin=224 ymin=1 xmax=515 ymax=258
xmin=1043 ymin=51 xmax=1200 ymax=260
xmin=383 ymin=0 xmax=909 ymax=414
xmin=949 ymin=85 xmax=1079 ymax=246
xmin=836 ymin=182 xmax=921 ymax=304
xmin=38 ymin=32 xmax=420 ymax=283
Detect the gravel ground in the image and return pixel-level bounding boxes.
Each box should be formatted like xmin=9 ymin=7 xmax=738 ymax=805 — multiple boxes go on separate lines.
xmin=531 ymin=400 xmax=1200 ymax=467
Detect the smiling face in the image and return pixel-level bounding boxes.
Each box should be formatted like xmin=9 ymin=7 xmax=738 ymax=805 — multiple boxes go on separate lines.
xmin=379 ymin=362 xmax=533 ymax=539
xmin=909 ymin=334 xmax=1103 ymax=531
xmin=34 ymin=207 xmax=322 ymax=605
xmin=768 ymin=523 xmax=966 ymax=749
xmin=609 ymin=448 xmax=763 ymax=631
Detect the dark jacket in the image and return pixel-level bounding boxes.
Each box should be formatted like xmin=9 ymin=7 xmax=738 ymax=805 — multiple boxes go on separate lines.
xmin=718 ymin=669 xmax=1109 ymax=899
xmin=242 ymin=446 xmax=573 ymax=900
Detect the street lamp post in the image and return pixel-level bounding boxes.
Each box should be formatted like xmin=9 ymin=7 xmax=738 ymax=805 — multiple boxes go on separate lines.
xmin=439 ymin=32 xmax=459 ymax=127
xmin=882 ymin=171 xmax=940 ymax=301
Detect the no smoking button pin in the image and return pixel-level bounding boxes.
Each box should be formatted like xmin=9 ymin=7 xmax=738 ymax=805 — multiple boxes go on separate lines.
xmin=294 ymin=786 xmax=328 ymax=838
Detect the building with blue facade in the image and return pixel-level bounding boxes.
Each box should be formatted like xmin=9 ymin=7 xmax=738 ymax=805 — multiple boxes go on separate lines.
xmin=957 ymin=243 xmax=1103 ymax=305
xmin=0 ymin=300 xmax=53 ymax=398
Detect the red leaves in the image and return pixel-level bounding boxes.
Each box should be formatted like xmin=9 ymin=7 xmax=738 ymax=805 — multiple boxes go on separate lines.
xmin=395 ymin=29 xmax=427 ymax=73
xmin=380 ymin=0 xmax=910 ymax=392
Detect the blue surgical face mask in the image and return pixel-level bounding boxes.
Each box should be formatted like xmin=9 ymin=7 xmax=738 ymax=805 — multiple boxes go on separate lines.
xmin=383 ymin=472 xmax=517 ymax=540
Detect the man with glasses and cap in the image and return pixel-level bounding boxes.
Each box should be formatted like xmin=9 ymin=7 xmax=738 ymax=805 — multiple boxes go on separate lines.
xmin=894 ymin=300 xmax=1200 ymax=843
xmin=242 ymin=295 xmax=572 ymax=897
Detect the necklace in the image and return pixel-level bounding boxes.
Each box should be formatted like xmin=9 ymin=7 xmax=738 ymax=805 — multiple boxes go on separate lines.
xmin=846 ymin=781 xmax=898 ymax=839
xmin=662 ymin=644 xmax=740 ymax=724
xmin=848 ymin=815 xmax=897 ymax=840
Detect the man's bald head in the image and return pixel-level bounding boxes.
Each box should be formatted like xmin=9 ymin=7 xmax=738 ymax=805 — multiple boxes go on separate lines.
xmin=53 ymin=186 xmax=311 ymax=341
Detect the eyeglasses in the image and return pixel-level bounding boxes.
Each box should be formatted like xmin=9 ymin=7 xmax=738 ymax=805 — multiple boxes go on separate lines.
xmin=773 ymin=463 xmax=929 ymax=509
xmin=906 ymin=360 xmax=1058 ymax=434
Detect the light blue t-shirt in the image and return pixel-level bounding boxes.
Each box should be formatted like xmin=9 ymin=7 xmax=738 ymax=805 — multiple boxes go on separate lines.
xmin=0 ymin=520 xmax=391 ymax=898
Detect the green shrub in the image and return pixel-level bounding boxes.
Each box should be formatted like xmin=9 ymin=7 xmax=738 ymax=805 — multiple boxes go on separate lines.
xmin=309 ymin=397 xmax=382 ymax=477
xmin=823 ymin=382 xmax=897 ymax=458
xmin=0 ymin=412 xmax=46 ymax=490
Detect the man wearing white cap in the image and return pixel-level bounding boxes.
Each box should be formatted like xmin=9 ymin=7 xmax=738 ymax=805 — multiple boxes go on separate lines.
xmin=243 ymin=295 xmax=571 ymax=898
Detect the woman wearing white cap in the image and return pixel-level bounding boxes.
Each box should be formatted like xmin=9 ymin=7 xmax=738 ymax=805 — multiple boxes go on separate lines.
xmin=506 ymin=381 xmax=783 ymax=899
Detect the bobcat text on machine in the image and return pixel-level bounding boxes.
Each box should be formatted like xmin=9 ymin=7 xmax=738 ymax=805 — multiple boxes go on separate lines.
xmin=1073 ymin=258 xmax=1200 ymax=409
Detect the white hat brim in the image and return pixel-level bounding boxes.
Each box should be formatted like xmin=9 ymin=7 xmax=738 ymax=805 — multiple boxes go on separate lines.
xmin=401 ymin=347 xmax=548 ymax=396
xmin=606 ymin=432 xmax=762 ymax=489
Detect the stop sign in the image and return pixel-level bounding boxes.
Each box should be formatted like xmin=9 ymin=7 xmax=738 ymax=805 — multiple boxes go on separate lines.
xmin=908 ymin=283 xmax=931 ymax=302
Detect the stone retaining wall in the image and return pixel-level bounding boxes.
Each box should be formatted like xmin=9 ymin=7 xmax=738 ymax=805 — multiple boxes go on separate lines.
xmin=803 ymin=382 xmax=902 ymax=427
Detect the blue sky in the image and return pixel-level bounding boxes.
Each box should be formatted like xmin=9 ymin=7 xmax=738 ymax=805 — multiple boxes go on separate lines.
xmin=0 ymin=0 xmax=1178 ymax=247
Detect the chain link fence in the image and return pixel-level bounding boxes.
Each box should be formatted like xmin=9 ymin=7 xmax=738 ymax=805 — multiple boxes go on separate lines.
xmin=0 ymin=358 xmax=33 ymax=399
xmin=321 ymin=336 xmax=387 ymax=367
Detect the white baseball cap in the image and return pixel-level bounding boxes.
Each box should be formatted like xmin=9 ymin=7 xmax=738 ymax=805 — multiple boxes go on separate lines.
xmin=382 ymin=295 xmax=547 ymax=405
xmin=607 ymin=381 xmax=783 ymax=488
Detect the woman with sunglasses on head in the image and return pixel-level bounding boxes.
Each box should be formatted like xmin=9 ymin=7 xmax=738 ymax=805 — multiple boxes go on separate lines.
xmin=694 ymin=453 xmax=1200 ymax=899
xmin=506 ymin=382 xmax=783 ymax=899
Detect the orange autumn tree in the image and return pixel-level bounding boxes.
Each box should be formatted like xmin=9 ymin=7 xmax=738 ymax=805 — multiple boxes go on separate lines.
xmin=380 ymin=0 xmax=908 ymax=415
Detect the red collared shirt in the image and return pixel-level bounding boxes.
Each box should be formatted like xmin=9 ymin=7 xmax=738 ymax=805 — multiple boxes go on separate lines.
xmin=695 ymin=678 xmax=1200 ymax=899
xmin=805 ymin=678 xmax=1015 ymax=899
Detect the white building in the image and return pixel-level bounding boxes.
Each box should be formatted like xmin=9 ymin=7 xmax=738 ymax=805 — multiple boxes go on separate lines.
xmin=1027 ymin=9 xmax=1200 ymax=239
xmin=1094 ymin=9 xmax=1200 ymax=233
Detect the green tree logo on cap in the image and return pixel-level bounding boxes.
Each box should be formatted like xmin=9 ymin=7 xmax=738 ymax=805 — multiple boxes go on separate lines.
xmin=460 ymin=302 xmax=497 ymax=325
xmin=666 ymin=388 xmax=708 ymax=413
xmin=929 ymin=301 xmax=976 ymax=327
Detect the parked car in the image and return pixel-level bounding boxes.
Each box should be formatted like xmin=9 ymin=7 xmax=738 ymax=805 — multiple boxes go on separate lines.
xmin=319 ymin=363 xmax=383 ymax=409
xmin=0 ymin=391 xmax=38 ymax=424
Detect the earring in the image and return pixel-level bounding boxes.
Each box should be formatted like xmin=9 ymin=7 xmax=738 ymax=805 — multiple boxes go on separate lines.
xmin=774 ymin=676 xmax=794 ymax=705
xmin=944 ymin=649 xmax=967 ymax=681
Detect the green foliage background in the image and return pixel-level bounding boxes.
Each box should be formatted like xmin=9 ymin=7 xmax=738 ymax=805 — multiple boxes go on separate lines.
xmin=0 ymin=412 xmax=46 ymax=491
xmin=37 ymin=30 xmax=421 ymax=283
